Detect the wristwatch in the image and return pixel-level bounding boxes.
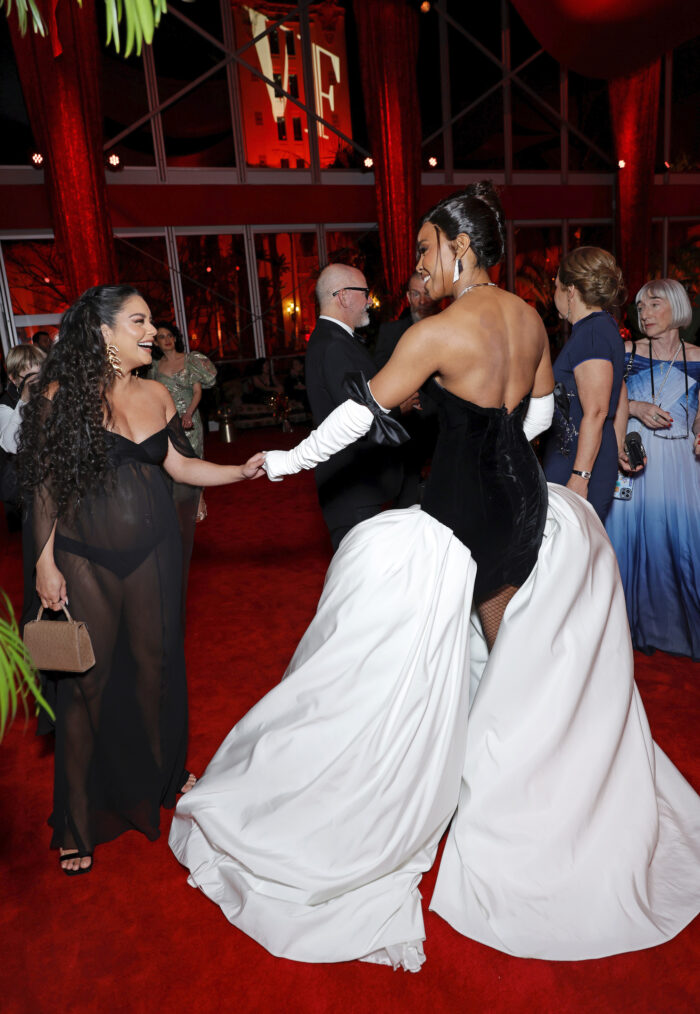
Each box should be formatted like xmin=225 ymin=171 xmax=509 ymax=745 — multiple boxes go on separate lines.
xmin=571 ymin=468 xmax=592 ymax=479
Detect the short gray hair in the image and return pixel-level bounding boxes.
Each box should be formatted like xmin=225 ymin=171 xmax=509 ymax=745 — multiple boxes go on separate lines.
xmin=636 ymin=279 xmax=693 ymax=330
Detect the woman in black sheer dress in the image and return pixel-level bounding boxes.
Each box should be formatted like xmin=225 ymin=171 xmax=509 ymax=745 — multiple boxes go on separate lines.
xmin=17 ymin=286 xmax=264 ymax=875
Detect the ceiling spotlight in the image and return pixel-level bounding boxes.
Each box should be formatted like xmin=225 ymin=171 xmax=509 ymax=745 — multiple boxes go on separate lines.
xmin=618 ymin=159 xmax=626 ymax=169
xmin=31 ymin=151 xmax=44 ymax=168
xmin=428 ymin=156 xmax=438 ymax=168
xmin=106 ymin=152 xmax=124 ymax=171
xmin=664 ymin=160 xmax=671 ymax=169
xmin=420 ymin=1 xmax=431 ymax=11
xmin=364 ymin=157 xmax=374 ymax=169
xmin=206 ymin=266 xmax=213 ymax=273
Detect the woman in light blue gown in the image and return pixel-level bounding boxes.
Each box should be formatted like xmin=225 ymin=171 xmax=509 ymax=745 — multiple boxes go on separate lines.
xmin=606 ymin=279 xmax=700 ymax=659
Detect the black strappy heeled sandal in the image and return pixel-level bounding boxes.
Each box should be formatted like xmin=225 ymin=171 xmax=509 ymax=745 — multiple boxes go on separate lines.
xmin=59 ymin=850 xmax=93 ymax=876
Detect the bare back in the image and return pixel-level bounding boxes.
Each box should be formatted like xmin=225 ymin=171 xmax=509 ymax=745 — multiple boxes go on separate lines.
xmin=433 ymin=289 xmax=549 ymax=410
xmin=370 ymin=287 xmax=553 ymax=415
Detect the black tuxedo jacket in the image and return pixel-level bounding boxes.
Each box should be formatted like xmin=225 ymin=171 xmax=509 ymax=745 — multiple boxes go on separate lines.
xmin=305 ymin=317 xmax=402 ymax=530
xmin=374 ymin=316 xmax=412 ymax=371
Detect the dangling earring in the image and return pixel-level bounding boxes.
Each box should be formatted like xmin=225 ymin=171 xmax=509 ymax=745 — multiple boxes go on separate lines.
xmin=453 ymin=257 xmax=463 ymax=284
xmin=105 ymin=343 xmax=123 ymax=378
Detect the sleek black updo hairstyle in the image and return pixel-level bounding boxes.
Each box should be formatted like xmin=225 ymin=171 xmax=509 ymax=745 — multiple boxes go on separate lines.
xmin=420 ymin=180 xmax=505 ymax=270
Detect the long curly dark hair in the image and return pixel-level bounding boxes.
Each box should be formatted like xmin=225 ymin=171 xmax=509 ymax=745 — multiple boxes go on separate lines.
xmin=17 ymin=284 xmax=141 ymax=520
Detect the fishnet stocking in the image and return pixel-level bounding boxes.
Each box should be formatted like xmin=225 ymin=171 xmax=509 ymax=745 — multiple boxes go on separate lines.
xmin=477 ymin=584 xmax=519 ymax=652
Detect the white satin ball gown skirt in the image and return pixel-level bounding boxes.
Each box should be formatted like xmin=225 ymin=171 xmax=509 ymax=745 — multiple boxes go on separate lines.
xmin=432 ymin=486 xmax=700 ymax=959
xmin=169 ymin=507 xmax=477 ymax=971
xmin=169 ymin=488 xmax=700 ymax=969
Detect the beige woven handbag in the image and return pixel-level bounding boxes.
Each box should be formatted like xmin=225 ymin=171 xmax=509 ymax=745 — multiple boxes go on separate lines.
xmin=23 ymin=605 xmax=96 ymax=673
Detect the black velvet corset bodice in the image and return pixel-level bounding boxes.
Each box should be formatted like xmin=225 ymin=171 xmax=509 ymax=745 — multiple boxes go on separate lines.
xmin=421 ymin=380 xmax=547 ymax=601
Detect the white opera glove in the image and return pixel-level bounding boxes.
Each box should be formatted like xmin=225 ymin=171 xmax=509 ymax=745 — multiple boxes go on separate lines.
xmin=523 ymin=392 xmax=554 ymax=441
xmin=263 ymin=400 xmax=373 ymax=481
xmin=263 ymin=374 xmax=409 ymax=482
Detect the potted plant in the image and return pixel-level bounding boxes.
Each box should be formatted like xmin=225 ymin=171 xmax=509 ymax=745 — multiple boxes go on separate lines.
xmin=0 ymin=591 xmax=53 ymax=741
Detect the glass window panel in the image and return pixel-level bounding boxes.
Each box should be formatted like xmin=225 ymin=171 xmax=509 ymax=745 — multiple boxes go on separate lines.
xmin=325 ymin=228 xmax=382 ymax=292
xmin=114 ymin=235 xmax=173 ymax=320
xmin=325 ymin=228 xmax=393 ymax=337
xmin=255 ymin=232 xmax=318 ymax=355
xmin=176 ymin=234 xmax=255 ymax=361
xmin=332 ymin=0 xmax=368 ymax=169
xmin=510 ymin=52 xmax=561 ymax=171
xmin=98 ymin=3 xmax=155 ymax=167
xmin=233 ymin=3 xmax=358 ymax=170
xmin=566 ymin=71 xmax=614 ymax=171
xmin=13 ymin=323 xmax=60 ymax=345
xmin=568 ymin=223 xmax=614 ymax=254
xmin=417 ymin=0 xmax=442 ymax=149
xmin=2 ymin=240 xmax=70 ymax=316
xmin=152 ymin=6 xmax=235 ymax=168
xmin=447 ymin=4 xmax=504 ymax=171
xmin=670 ymin=39 xmax=700 ymax=170
xmin=666 ymin=221 xmax=700 ymax=301
xmin=0 ymin=16 xmax=36 ymax=166
xmin=514 ymin=225 xmax=562 ymax=345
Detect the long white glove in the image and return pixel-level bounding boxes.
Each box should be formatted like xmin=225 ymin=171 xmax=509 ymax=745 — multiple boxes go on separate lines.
xmin=523 ymin=392 xmax=554 ymax=441
xmin=263 ymin=398 xmax=375 ymax=481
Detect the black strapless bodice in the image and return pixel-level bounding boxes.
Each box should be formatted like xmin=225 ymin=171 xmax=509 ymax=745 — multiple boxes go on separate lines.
xmin=421 ymin=380 xmax=547 ymax=601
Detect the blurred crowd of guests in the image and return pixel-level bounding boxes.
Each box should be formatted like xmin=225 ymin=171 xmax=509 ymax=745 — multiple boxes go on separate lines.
xmin=2 ymin=254 xmax=699 ymax=661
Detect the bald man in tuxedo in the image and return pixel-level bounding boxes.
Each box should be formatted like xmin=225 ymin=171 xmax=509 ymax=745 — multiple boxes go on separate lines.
xmin=304 ymin=263 xmax=403 ymax=551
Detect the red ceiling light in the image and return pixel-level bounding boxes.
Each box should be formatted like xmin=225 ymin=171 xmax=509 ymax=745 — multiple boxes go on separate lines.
xmin=31 ymin=151 xmax=44 ymax=168
xmin=420 ymin=2 xmax=431 ymax=11
xmin=618 ymin=159 xmax=626 ymax=169
xmin=428 ymin=156 xmax=438 ymax=168
xmin=364 ymin=156 xmax=374 ymax=169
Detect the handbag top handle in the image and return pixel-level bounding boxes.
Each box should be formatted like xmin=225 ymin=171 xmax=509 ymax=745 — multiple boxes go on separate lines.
xmin=35 ymin=605 xmax=75 ymax=623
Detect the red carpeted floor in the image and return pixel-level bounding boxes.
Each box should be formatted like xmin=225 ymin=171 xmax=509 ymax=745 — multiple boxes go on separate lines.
xmin=1 ymin=428 xmax=698 ymax=1014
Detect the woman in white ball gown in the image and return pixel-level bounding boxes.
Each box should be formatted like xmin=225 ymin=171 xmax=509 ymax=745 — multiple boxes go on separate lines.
xmin=169 ymin=183 xmax=700 ymax=970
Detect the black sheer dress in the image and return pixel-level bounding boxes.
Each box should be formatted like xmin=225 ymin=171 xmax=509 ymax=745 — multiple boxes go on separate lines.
xmin=420 ymin=379 xmax=548 ymax=601
xmin=33 ymin=415 xmax=198 ymax=856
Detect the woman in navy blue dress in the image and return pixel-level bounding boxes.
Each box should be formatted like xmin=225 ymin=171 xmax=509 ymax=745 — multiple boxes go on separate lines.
xmin=542 ymin=247 xmax=625 ymax=520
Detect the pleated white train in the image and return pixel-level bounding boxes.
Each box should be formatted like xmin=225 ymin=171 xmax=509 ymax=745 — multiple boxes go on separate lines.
xmin=431 ymin=486 xmax=700 ymax=959
xmin=170 ymin=507 xmax=476 ymax=970
xmin=169 ymin=487 xmax=700 ymax=969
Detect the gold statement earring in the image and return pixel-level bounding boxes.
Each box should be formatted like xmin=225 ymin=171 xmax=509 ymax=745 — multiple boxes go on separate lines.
xmin=105 ymin=343 xmax=123 ymax=377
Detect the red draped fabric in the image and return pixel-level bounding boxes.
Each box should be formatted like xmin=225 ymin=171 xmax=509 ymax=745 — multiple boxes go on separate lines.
xmin=10 ymin=1 xmax=117 ymax=301
xmin=609 ymin=61 xmax=662 ymax=298
xmin=353 ymin=0 xmax=422 ymax=309
xmin=510 ymin=0 xmax=696 ymax=79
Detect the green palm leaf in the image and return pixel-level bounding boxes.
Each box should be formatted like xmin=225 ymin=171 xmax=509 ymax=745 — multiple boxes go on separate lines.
xmin=0 ymin=590 xmax=54 ymax=741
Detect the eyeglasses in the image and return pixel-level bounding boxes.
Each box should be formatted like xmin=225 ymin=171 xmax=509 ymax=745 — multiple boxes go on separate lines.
xmin=332 ymin=286 xmax=370 ymax=299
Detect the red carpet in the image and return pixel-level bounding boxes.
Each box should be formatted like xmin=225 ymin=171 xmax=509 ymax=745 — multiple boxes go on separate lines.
xmin=1 ymin=427 xmax=698 ymax=1014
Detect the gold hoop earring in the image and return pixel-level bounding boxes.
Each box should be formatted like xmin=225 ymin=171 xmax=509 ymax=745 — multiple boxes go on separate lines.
xmin=105 ymin=343 xmax=123 ymax=377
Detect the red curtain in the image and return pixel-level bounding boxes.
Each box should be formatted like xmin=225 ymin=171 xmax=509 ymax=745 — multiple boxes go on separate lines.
xmin=608 ymin=61 xmax=662 ymax=299
xmin=353 ymin=0 xmax=422 ymax=309
xmin=10 ymin=1 xmax=117 ymax=301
